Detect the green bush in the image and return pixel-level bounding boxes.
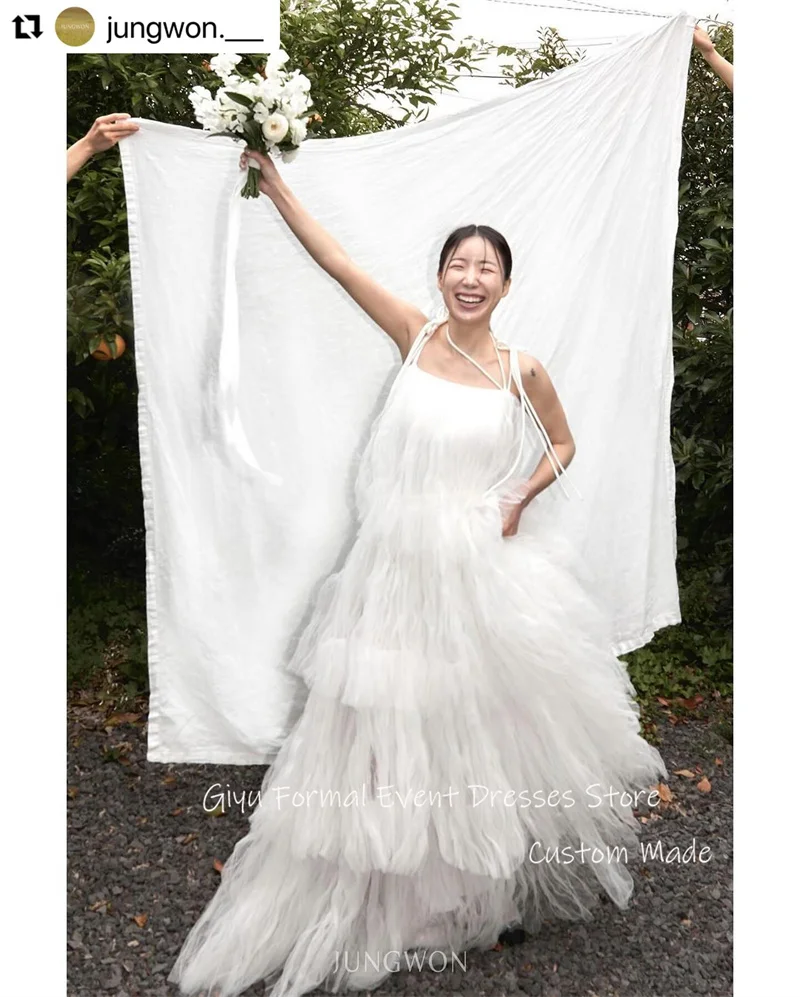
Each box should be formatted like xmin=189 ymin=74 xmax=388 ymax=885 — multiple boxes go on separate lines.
xmin=67 ymin=572 xmax=147 ymax=688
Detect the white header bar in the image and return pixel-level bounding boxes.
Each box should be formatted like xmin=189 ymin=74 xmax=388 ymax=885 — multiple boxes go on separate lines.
xmin=11 ymin=2 xmax=279 ymax=53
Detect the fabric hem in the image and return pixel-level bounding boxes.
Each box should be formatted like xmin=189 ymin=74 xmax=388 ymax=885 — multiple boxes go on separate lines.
xmin=611 ymin=611 xmax=683 ymax=658
xmin=146 ymin=745 xmax=281 ymax=766
xmin=119 ymin=138 xmax=164 ymax=762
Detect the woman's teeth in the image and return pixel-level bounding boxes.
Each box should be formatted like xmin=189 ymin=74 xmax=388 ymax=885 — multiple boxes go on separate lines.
xmin=455 ymin=294 xmax=484 ymax=305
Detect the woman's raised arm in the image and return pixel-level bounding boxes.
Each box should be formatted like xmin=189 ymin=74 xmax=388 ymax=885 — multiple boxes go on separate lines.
xmin=693 ymin=26 xmax=733 ymax=92
xmin=242 ymin=149 xmax=428 ymax=356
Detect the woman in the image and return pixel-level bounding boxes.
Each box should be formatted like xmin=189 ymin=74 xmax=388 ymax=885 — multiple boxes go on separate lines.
xmin=169 ymin=149 xmax=667 ymax=997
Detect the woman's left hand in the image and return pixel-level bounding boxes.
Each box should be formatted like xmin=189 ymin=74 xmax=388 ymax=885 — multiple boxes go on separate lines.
xmin=501 ymin=501 xmax=525 ymax=537
xmin=693 ymin=25 xmax=715 ymax=56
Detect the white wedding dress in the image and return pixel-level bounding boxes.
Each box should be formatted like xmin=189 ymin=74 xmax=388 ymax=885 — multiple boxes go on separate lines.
xmin=170 ymin=319 xmax=667 ymax=997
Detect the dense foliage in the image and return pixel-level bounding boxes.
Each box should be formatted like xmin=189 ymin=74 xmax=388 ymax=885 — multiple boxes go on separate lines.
xmin=67 ymin=7 xmax=733 ymax=703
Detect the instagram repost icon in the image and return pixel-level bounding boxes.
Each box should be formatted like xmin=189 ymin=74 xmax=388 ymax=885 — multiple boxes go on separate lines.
xmin=55 ymin=8 xmax=95 ymax=46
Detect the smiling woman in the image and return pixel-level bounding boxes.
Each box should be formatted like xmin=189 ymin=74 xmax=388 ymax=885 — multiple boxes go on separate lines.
xmin=429 ymin=225 xmax=513 ymax=382
xmin=165 ymin=143 xmax=668 ymax=997
xmin=437 ymin=224 xmax=512 ymax=333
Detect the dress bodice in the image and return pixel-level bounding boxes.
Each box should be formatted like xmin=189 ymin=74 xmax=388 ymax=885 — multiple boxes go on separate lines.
xmin=354 ymin=318 xmax=578 ymax=527
xmin=353 ymin=321 xmax=525 ymax=523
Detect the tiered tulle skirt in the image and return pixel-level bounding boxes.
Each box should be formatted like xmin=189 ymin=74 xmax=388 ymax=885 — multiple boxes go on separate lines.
xmin=169 ymin=483 xmax=667 ymax=997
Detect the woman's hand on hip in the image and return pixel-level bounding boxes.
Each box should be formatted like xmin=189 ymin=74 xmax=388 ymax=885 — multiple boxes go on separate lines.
xmin=501 ymin=500 xmax=525 ymax=537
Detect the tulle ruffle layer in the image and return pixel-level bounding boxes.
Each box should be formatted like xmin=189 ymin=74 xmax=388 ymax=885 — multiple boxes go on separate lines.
xmin=169 ymin=367 xmax=667 ymax=997
xmin=170 ymin=496 xmax=666 ymax=997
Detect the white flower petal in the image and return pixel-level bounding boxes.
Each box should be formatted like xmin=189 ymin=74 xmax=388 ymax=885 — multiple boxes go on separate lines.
xmin=261 ymin=112 xmax=289 ymax=144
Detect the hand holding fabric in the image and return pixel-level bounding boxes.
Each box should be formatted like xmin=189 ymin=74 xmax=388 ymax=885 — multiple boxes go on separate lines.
xmin=83 ymin=112 xmax=139 ymax=153
xmin=692 ymin=26 xmax=715 ymax=56
xmin=692 ymin=25 xmax=733 ymax=91
xmin=67 ymin=113 xmax=139 ymax=181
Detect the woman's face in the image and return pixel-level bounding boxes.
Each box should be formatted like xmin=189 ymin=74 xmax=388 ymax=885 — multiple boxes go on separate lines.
xmin=437 ymin=235 xmax=510 ymax=326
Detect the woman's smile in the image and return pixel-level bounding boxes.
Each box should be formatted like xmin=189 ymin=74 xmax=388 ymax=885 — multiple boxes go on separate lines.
xmin=454 ymin=292 xmax=487 ymax=309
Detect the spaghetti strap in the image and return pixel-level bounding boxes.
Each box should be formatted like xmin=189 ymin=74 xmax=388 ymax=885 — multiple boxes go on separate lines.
xmin=510 ymin=348 xmax=582 ymax=501
xmin=404 ymin=319 xmax=437 ymax=368
xmin=404 ymin=329 xmax=579 ymax=501
xmin=408 ymin=319 xmax=511 ymax=392
xmin=379 ymin=319 xmax=438 ymax=412
xmin=444 ymin=326 xmax=509 ymax=392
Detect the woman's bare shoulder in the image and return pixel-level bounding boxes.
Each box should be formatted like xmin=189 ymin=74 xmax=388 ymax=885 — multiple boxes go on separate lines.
xmin=516 ymin=350 xmax=549 ymax=382
xmin=397 ymin=310 xmax=436 ymax=361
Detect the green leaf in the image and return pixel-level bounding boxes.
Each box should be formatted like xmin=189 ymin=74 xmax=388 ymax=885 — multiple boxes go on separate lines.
xmin=242 ymin=119 xmax=263 ymax=148
xmin=224 ymin=90 xmax=254 ymax=108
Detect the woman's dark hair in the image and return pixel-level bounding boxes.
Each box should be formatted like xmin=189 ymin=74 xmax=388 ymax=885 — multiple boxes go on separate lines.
xmin=437 ymin=225 xmax=512 ymax=282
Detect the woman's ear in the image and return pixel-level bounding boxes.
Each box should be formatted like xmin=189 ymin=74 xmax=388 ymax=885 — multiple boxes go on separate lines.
xmin=436 ymin=272 xmax=444 ymax=293
xmin=501 ymin=278 xmax=512 ymax=299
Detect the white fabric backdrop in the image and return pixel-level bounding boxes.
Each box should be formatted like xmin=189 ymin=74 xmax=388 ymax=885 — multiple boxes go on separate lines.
xmin=120 ymin=12 xmax=694 ymax=764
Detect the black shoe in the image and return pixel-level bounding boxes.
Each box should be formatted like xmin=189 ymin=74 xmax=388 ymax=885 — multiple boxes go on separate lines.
xmin=498 ymin=925 xmax=527 ymax=945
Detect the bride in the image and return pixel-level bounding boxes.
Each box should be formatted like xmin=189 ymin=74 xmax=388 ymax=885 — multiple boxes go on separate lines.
xmin=169 ymin=147 xmax=667 ymax=997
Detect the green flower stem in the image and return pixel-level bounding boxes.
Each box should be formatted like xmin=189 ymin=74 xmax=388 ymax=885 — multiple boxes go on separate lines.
xmin=241 ymin=166 xmax=262 ymax=199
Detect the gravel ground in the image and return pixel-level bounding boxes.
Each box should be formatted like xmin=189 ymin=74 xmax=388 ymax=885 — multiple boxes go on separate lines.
xmin=67 ymin=700 xmax=732 ymax=997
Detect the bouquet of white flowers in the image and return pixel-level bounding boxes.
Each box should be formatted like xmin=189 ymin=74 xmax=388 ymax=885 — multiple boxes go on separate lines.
xmin=190 ymin=51 xmax=314 ymax=197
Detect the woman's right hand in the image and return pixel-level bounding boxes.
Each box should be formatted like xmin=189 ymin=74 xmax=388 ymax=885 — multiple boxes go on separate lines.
xmin=239 ymin=148 xmax=282 ymax=197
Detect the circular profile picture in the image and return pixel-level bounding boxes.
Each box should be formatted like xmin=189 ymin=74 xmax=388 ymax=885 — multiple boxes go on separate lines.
xmin=55 ymin=7 xmax=95 ymax=46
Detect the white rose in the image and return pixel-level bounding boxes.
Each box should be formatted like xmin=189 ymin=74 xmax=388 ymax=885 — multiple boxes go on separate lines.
xmin=190 ymin=88 xmax=225 ymax=131
xmin=262 ymin=112 xmax=289 ymax=144
xmin=265 ymin=49 xmax=290 ymax=79
xmin=282 ymin=73 xmax=304 ymax=96
xmin=209 ymin=53 xmax=242 ymax=81
xmin=253 ymin=100 xmax=272 ymax=125
xmin=281 ymin=147 xmax=300 ymax=164
xmin=189 ymin=85 xmax=213 ymax=107
xmin=289 ymin=117 xmax=307 ymax=145
xmin=256 ymin=76 xmax=282 ymax=108
xmin=194 ymin=107 xmax=215 ymax=130
xmin=282 ymin=71 xmax=311 ymax=96
xmin=284 ymin=91 xmax=310 ymax=117
xmin=198 ymin=104 xmax=226 ymax=132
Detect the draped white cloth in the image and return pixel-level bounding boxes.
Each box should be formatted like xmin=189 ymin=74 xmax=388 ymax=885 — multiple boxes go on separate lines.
xmin=120 ymin=11 xmax=693 ymax=764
